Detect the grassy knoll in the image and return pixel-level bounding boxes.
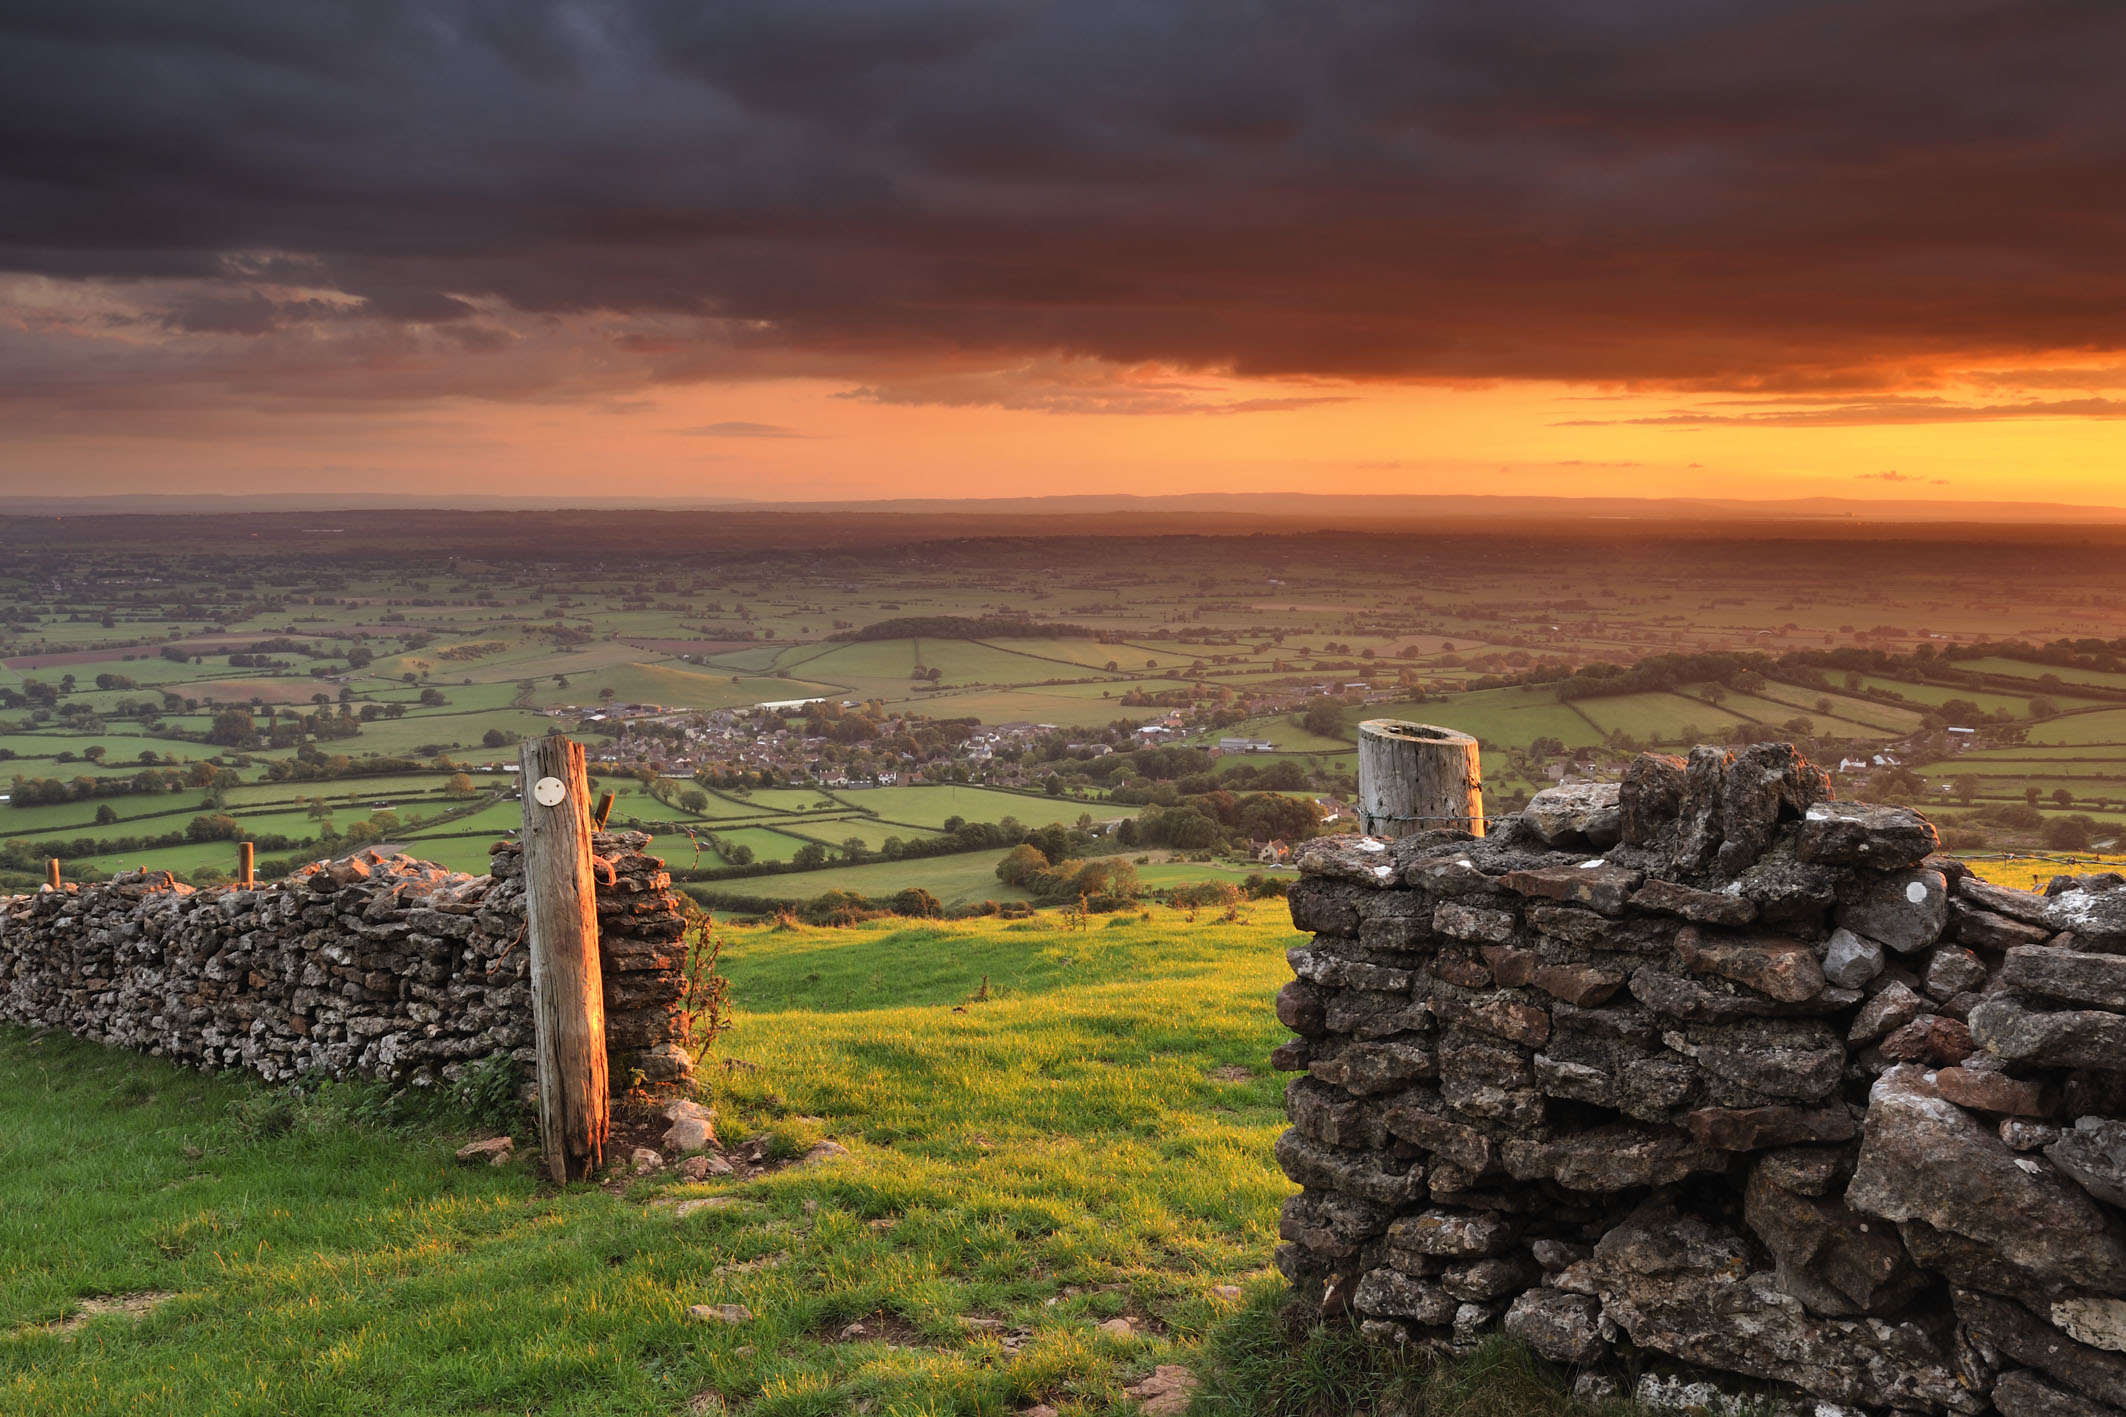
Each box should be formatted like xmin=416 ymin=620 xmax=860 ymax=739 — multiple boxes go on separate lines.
xmin=0 ymin=912 xmax=1322 ymax=1416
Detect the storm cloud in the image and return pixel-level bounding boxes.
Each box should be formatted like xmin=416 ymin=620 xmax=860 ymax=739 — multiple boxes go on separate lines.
xmin=5 ymin=0 xmax=2126 ymax=410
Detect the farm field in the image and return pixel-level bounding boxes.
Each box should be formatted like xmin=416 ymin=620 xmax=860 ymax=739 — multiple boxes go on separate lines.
xmin=9 ymin=514 xmax=2126 ymax=880
xmin=0 ymin=911 xmax=1339 ymax=1416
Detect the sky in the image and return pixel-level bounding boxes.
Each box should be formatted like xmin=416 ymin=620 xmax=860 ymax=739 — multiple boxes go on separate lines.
xmin=4 ymin=1 xmax=2126 ymax=506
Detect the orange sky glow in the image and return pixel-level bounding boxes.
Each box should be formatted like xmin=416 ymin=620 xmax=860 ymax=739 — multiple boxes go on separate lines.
xmin=7 ymin=6 xmax=2126 ymax=508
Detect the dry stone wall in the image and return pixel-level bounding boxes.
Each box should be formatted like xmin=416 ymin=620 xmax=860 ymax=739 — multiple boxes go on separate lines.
xmin=1276 ymin=743 xmax=2126 ymax=1417
xmin=0 ymin=831 xmax=694 ymax=1091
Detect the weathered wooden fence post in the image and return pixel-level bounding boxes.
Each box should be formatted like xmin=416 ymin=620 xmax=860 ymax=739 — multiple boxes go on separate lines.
xmin=45 ymin=858 xmax=61 ymax=891
xmin=518 ymin=736 xmax=609 ymax=1182
xmin=1357 ymin=720 xmax=1484 ymax=838
xmin=238 ymin=841 xmax=255 ymax=887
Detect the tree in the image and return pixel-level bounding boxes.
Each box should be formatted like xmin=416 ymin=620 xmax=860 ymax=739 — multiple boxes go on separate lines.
xmin=346 ymin=646 xmax=374 ymax=669
xmin=2030 ymin=697 xmax=2060 ymax=720
xmin=2044 ymin=815 xmax=2097 ymax=851
xmin=418 ymin=688 xmax=446 ymax=707
xmin=208 ymin=709 xmax=256 ymax=747
xmin=1302 ymin=701 xmax=1343 ymax=738
xmin=995 ymin=843 xmax=1048 ymax=887
xmin=598 ymin=687 xmax=617 ymax=703
xmin=2053 ymin=788 xmax=2075 ymax=809
xmin=1954 ymin=775 xmax=1980 ymax=805
xmin=94 ymin=803 xmax=118 ymax=825
xmin=445 ymin=772 xmax=475 ymax=796
xmin=890 ymin=887 xmax=942 ymax=918
xmin=1044 ymin=773 xmax=1065 ymax=796
xmin=792 ymin=842 xmax=828 ymax=869
xmin=679 ymin=788 xmax=710 ymax=813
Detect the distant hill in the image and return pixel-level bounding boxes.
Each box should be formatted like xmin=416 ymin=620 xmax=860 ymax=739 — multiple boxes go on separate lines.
xmin=11 ymin=490 xmax=2126 ymax=524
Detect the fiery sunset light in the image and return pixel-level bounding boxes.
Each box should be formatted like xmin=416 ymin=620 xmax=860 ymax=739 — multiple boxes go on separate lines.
xmin=4 ymin=1 xmax=2125 ymax=506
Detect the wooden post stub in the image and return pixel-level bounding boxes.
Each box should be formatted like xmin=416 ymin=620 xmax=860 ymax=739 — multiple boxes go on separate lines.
xmin=46 ymin=858 xmax=61 ymax=891
xmin=518 ymin=736 xmax=609 ymax=1182
xmin=1357 ymin=720 xmax=1484 ymax=839
xmin=238 ymin=842 xmax=255 ymax=887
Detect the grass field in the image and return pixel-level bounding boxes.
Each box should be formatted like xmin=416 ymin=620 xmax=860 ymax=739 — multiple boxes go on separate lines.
xmin=0 ymin=912 xmax=1313 ymax=1415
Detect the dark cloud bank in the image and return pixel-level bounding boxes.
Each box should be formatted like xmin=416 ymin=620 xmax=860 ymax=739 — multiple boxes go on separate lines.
xmin=4 ymin=0 xmax=2126 ymax=402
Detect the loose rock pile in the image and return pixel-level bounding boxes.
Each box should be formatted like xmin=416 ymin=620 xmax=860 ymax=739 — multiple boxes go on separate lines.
xmin=1275 ymin=743 xmax=2126 ymax=1417
xmin=0 ymin=831 xmax=693 ymax=1090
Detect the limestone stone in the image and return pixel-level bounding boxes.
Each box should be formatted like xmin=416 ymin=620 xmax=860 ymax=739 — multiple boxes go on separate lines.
xmin=1821 ymin=927 xmax=1886 ymax=989
xmin=1619 ymin=752 xmax=1688 ymax=847
xmin=1389 ymin=1208 xmax=1517 ymax=1257
xmin=1586 ymin=1201 xmax=1980 ymax=1413
xmin=1685 ymin=1103 xmax=1854 ymax=1151
xmin=1279 ymin=1189 xmax=1394 ymax=1257
xmin=1667 ymin=1018 xmax=1845 ymax=1102
xmin=2001 ymin=945 xmax=2126 ymax=1011
xmin=1936 ymin=1066 xmax=2051 ymax=1117
xmin=1630 ymin=877 xmax=1758 ymax=926
xmin=1521 ymin=782 xmax=1624 ymax=850
xmin=2046 ymin=890 xmax=2126 ymax=951
xmin=1500 ymin=862 xmax=1642 ymax=917
xmin=1925 ymin=944 xmax=1990 ymax=1001
xmin=2048 ymin=1118 xmax=2126 ymax=1209
xmin=1877 ymin=1013 xmax=1975 ymax=1067
xmin=1845 ymin=1066 xmax=2126 ymax=1294
xmin=1502 ymin=1290 xmax=1605 ymax=1364
xmin=1954 ymin=900 xmax=2056 ymax=951
xmin=1442 ymin=1253 xmax=1540 ymax=1301
xmin=1744 ymin=1163 xmax=1929 ymax=1317
xmin=1274 ymin=1129 xmax=1424 ymax=1206
xmin=1849 ymin=980 xmax=1925 ymax=1043
xmin=1955 ymin=1289 xmax=2126 ymax=1410
xmin=1675 ymin=926 xmax=1827 ymax=1003
xmin=1972 ymin=994 xmax=2126 ymax=1073
xmin=1352 ymin=1274 xmax=1454 ymax=1334
xmin=1796 ymin=801 xmax=1941 ymax=869
xmin=1287 ymin=876 xmax=1363 ymax=936
xmin=1991 ymin=1369 xmax=2121 ymax=1417
xmin=1527 ymin=961 xmax=1628 ymax=1007
xmin=1717 ymin=743 xmax=1832 ymax=875
xmin=1962 ymin=877 xmax=2060 ymax=927
xmin=1286 ymin=1076 xmax=1384 ymax=1150
xmin=1433 ymin=901 xmax=1519 ymax=944
xmin=1839 ymin=869 xmax=1951 ymax=954
xmin=1733 ymin=857 xmax=1841 ymax=932
xmin=1294 ymin=835 xmax=1403 ymax=888
xmin=1671 ymin=746 xmax=1734 ymax=876
xmin=1308 ymin=1039 xmax=1436 ymax=1095
xmin=1502 ymin=1123 xmax=1725 ymax=1190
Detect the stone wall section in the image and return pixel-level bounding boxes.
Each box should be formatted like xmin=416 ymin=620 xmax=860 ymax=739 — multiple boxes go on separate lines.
xmin=0 ymin=831 xmax=693 ymax=1090
xmin=1276 ymin=743 xmax=2126 ymax=1417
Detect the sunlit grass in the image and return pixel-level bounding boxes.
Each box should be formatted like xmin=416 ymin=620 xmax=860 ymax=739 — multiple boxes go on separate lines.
xmin=1 ymin=910 xmax=1307 ymax=1415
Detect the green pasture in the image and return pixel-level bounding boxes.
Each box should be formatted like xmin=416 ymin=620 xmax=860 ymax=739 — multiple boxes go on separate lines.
xmin=1363 ymin=686 xmax=1606 ymax=751
xmin=709 ymin=826 xmax=817 ymax=864
xmin=523 ymin=662 xmax=835 ymax=713
xmin=849 ymin=785 xmax=1135 ymax=831
xmin=702 ymin=849 xmax=1035 ymax=906
xmin=1545 ymin=690 xmax=1741 ymax=745
xmin=1957 ymin=657 xmax=2126 ymax=692
xmin=1847 ymin=676 xmax=2077 ymax=717
xmin=2028 ymin=709 xmax=2126 ymax=746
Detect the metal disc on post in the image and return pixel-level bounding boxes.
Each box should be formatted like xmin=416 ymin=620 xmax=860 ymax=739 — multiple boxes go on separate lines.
xmin=1356 ymin=720 xmax=1484 ymax=839
xmin=518 ymin=736 xmax=609 ymax=1182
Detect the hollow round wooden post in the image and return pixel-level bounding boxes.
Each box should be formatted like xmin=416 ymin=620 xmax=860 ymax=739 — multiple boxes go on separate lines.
xmin=46 ymin=858 xmax=61 ymax=891
xmin=518 ymin=736 xmax=609 ymax=1182
xmin=1357 ymin=720 xmax=1484 ymax=839
xmin=237 ymin=841 xmax=255 ymax=887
